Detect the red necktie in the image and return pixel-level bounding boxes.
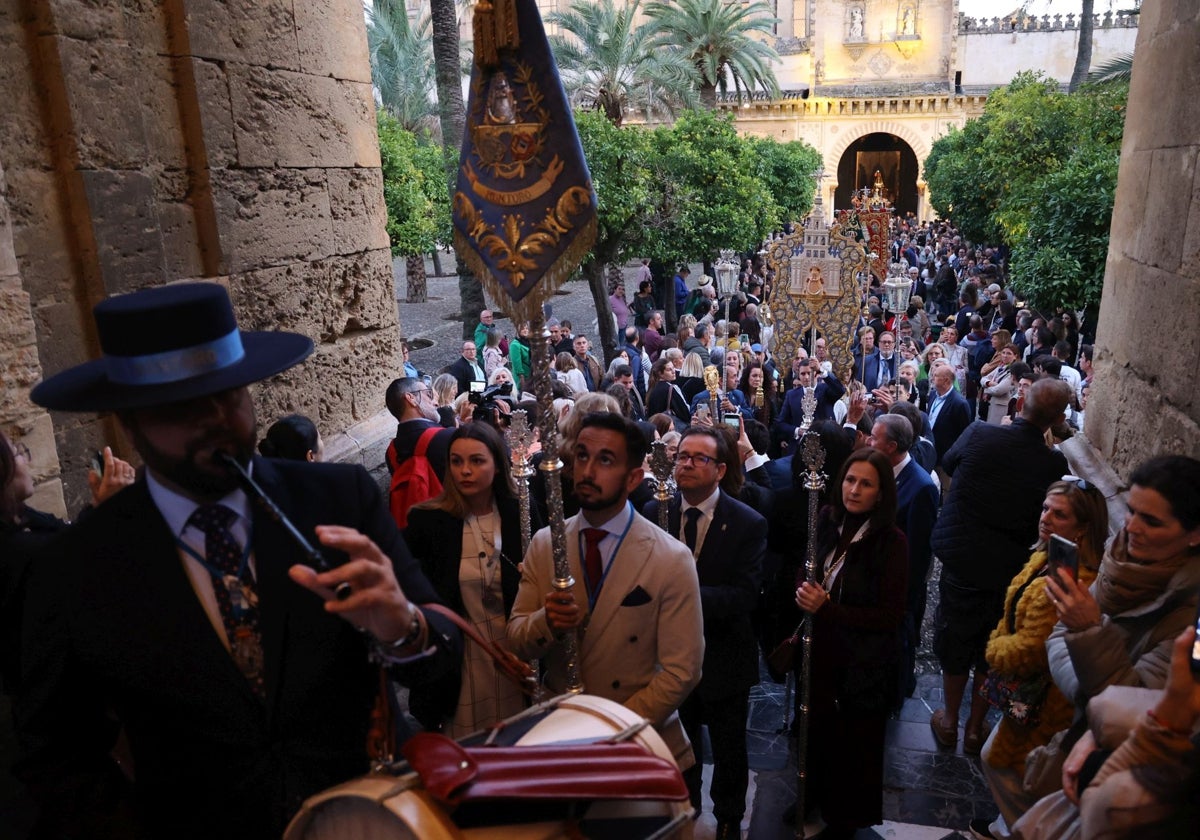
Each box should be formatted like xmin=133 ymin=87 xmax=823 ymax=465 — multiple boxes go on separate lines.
xmin=582 ymin=527 xmax=606 ymax=599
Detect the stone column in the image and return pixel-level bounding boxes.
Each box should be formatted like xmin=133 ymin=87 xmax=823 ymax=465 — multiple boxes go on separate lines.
xmin=1085 ymin=0 xmax=1200 ymax=476
xmin=0 ymin=0 xmax=401 ymax=513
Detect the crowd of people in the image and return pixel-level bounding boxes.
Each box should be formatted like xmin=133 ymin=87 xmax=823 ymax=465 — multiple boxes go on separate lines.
xmin=1 ymin=216 xmax=1196 ymax=840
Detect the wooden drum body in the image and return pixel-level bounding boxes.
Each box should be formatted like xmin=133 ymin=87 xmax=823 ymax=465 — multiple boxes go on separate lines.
xmin=285 ymin=694 xmax=693 ymax=840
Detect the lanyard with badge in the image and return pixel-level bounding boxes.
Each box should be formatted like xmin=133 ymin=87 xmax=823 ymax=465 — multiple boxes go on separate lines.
xmin=577 ymin=502 xmax=635 ymax=611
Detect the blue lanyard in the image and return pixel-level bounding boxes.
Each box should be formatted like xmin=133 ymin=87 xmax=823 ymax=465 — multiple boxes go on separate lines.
xmin=175 ymin=526 xmax=254 ymax=583
xmin=577 ymin=502 xmax=635 ymax=611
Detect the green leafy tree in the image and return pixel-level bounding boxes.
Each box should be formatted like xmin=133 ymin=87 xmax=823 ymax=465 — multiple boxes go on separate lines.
xmin=367 ymin=0 xmax=438 ymax=135
xmin=573 ymin=109 xmax=655 ymax=359
xmin=924 ymin=123 xmax=998 ymax=243
xmin=644 ymin=0 xmax=780 ymax=109
xmin=548 ymin=0 xmax=699 ymax=126
xmin=1009 ymin=84 xmax=1125 ymax=310
xmin=426 ymin=0 xmax=485 ymax=335
xmin=926 ymin=72 xmax=1075 ymax=245
xmin=924 ymin=72 xmax=1126 ymax=311
xmin=378 ymin=114 xmax=440 ymax=302
xmin=642 ymin=110 xmax=779 ymax=271
xmin=745 ymin=135 xmax=822 ymax=228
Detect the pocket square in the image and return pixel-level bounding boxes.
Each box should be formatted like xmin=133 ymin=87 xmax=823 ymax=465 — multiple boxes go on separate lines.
xmin=621 ymin=586 xmax=652 ymax=606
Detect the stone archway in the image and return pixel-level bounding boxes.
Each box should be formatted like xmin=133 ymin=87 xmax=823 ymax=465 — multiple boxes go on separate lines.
xmin=832 ymin=131 xmax=921 ymax=218
xmin=823 ymin=121 xmax=931 ymax=218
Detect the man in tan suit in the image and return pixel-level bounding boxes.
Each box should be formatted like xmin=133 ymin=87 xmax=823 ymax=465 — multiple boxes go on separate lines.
xmin=508 ymin=413 xmax=704 ymax=768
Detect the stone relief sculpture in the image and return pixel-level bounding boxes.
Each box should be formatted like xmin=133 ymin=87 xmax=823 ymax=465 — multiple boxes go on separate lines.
xmin=899 ymin=5 xmax=917 ymax=38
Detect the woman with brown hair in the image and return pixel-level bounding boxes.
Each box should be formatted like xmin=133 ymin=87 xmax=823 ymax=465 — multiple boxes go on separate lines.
xmin=403 ymin=423 xmax=542 ymax=735
xmin=980 ymin=343 xmax=1019 ymax=425
xmin=738 ymin=360 xmax=777 ymax=428
xmin=646 ymin=357 xmax=690 ymax=423
xmin=554 ymin=350 xmax=587 ymax=397
xmin=786 ymin=448 xmax=908 ymax=837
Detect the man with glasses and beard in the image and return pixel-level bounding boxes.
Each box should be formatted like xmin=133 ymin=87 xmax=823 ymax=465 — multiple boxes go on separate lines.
xmin=16 ymin=283 xmax=461 ymax=838
xmin=385 ymin=376 xmax=455 ymax=482
xmin=507 ymin=413 xmax=704 ymax=773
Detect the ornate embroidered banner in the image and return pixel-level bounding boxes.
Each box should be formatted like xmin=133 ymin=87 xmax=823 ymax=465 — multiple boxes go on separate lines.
xmin=452 ymin=0 xmax=597 ymax=321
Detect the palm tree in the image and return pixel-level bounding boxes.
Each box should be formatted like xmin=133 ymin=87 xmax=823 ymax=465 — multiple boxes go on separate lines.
xmin=426 ymin=0 xmax=486 ymax=335
xmin=366 ymin=0 xmax=438 ymax=135
xmin=644 ymin=0 xmax=780 ymax=109
xmin=1087 ymin=53 xmax=1132 ymax=85
xmin=1067 ymin=0 xmax=1095 ymax=92
xmin=547 ymin=0 xmax=699 ymax=126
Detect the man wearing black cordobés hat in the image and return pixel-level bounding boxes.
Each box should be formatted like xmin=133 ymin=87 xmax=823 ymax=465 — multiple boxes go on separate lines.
xmin=14 ymin=283 xmax=462 ymax=838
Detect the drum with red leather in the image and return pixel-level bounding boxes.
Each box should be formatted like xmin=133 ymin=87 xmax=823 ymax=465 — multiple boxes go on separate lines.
xmin=284 ymin=694 xmax=693 ymax=840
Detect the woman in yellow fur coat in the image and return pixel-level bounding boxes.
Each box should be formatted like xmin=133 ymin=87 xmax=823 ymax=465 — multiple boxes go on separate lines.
xmin=971 ymin=479 xmax=1108 ymax=840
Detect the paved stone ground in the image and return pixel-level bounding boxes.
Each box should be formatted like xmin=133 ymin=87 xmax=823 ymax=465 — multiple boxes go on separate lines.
xmin=392 ymin=252 xmax=696 ymax=378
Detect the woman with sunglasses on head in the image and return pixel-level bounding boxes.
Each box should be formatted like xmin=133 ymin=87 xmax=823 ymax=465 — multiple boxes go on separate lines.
xmin=970 ymin=479 xmax=1108 ymax=840
xmin=402 ymin=423 xmax=543 ymax=736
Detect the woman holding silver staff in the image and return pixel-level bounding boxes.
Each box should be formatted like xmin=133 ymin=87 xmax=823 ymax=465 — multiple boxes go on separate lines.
xmin=403 ymin=423 xmax=542 ymax=736
xmin=786 ymin=449 xmax=908 ymax=837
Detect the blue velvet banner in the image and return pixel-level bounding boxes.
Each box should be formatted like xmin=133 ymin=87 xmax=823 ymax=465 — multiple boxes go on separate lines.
xmin=452 ymin=0 xmax=597 ymax=314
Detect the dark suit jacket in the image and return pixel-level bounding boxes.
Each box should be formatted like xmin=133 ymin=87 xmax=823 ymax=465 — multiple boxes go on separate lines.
xmin=933 ymin=418 xmax=1069 ymax=592
xmin=447 ymin=355 xmax=485 ymax=395
xmin=402 ymin=497 xmax=541 ymax=729
xmin=647 ymin=381 xmax=690 ymax=422
xmin=774 ymin=373 xmax=846 ymax=439
xmin=645 ymin=492 xmax=765 ymax=700
xmin=894 ymin=458 xmax=940 ymax=614
xmin=929 ymin=387 xmax=972 ymax=465
xmin=14 ymin=458 xmax=461 ymax=838
xmin=852 ymin=348 xmax=882 ymax=388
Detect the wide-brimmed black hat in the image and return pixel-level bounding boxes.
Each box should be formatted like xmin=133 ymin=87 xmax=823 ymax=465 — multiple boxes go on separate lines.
xmin=30 ymin=283 xmax=314 ymax=412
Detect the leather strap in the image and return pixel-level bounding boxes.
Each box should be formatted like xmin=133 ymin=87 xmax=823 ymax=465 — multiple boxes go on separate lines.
xmin=421 ymin=602 xmax=536 ymax=696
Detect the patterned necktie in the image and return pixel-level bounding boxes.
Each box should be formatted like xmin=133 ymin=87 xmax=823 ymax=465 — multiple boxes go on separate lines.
xmin=189 ymin=504 xmax=264 ymax=698
xmin=683 ymin=508 xmax=702 ymax=557
xmin=582 ymin=527 xmax=606 ymax=599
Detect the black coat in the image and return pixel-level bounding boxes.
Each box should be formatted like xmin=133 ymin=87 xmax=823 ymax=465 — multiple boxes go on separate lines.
xmin=932 ymin=418 xmax=1068 ymax=591
xmin=645 ymin=492 xmax=766 ymax=700
xmin=646 ymin=381 xmax=691 ymax=422
xmin=402 ymin=497 xmax=542 ymax=728
xmin=1 ymin=507 xmax=68 ymax=693
xmin=781 ymin=511 xmax=908 ymax=714
xmin=14 ymin=458 xmax=461 ymax=838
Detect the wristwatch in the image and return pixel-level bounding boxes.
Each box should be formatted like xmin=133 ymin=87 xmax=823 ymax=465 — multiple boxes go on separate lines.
xmin=368 ymin=604 xmax=423 ymax=664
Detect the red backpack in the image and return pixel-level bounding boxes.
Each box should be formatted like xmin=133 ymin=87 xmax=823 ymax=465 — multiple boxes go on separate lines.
xmin=386 ymin=427 xmax=443 ymax=529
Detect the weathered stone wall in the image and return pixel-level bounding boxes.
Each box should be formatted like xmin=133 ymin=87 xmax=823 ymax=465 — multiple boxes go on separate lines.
xmin=0 ymin=0 xmax=401 ymax=513
xmin=0 ymin=156 xmax=67 ymax=519
xmin=1085 ymin=0 xmax=1200 ymax=477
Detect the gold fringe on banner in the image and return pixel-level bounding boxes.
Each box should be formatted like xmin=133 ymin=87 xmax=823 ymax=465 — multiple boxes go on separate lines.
xmin=494 ymin=0 xmax=520 ymax=52
xmin=474 ymin=0 xmax=498 ymax=69
xmin=453 ymin=215 xmax=597 ymax=329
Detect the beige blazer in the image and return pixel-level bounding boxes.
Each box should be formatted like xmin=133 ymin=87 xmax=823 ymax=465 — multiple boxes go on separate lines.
xmin=507 ymin=507 xmax=704 ymax=768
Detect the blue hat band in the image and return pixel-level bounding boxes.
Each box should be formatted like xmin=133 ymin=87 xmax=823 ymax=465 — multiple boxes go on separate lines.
xmin=105 ymin=329 xmax=245 ymax=386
